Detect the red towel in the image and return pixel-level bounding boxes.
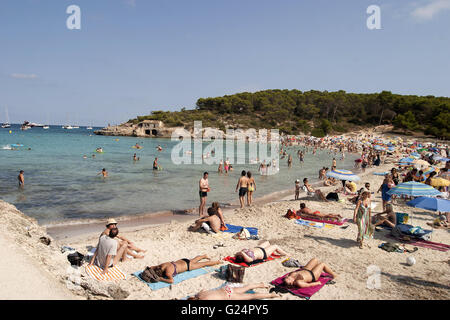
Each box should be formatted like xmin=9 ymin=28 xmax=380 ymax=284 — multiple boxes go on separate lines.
xmin=271 ymin=269 xmax=332 ymax=299
xmin=224 ymin=254 xmax=281 ymax=267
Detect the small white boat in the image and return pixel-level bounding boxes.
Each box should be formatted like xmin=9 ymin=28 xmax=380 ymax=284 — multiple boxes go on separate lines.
xmin=2 ymin=107 xmax=11 ymax=128
xmin=43 ymin=125 xmax=49 ymax=129
xmin=87 ymin=126 xmax=93 ymax=130
xmin=63 ymin=125 xmax=74 ymax=130
xmin=73 ymin=126 xmax=80 ymax=129
xmin=1 ymin=123 xmax=10 ymax=128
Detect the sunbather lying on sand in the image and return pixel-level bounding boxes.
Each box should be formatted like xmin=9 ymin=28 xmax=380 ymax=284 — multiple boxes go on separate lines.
xmin=283 ymin=258 xmax=337 ymax=288
xmin=189 ymin=283 xmax=280 ymax=300
xmin=234 ymin=240 xmax=288 ymax=263
xmin=147 ymin=254 xmax=221 ymax=284
xmin=188 ymin=208 xmax=222 ymax=233
xmin=298 ymin=203 xmax=343 ymax=221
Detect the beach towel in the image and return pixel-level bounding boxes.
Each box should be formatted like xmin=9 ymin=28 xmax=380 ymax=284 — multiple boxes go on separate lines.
xmin=85 ymin=265 xmax=127 ymax=281
xmin=386 ymin=235 xmax=449 ymax=252
xmin=224 ymin=254 xmax=281 ymax=267
xmin=270 ymin=269 xmax=333 ymax=299
xmin=296 ymin=215 xmax=347 ymax=226
xmin=133 ymin=267 xmax=214 ymax=290
xmin=295 ymin=219 xmax=324 ymax=229
xmin=222 ymin=224 xmax=258 ymax=236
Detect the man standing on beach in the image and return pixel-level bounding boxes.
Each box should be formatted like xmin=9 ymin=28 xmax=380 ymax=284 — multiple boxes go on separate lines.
xmin=18 ymin=170 xmax=24 ymax=187
xmin=199 ymin=172 xmax=209 ymax=216
xmin=236 ymin=170 xmax=249 ymax=208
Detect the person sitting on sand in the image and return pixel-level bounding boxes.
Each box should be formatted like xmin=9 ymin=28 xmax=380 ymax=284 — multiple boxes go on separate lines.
xmin=188 ymin=207 xmax=222 ymax=233
xmin=101 ymin=219 xmax=146 ymax=259
xmin=323 ymin=177 xmax=337 ymax=187
xmin=211 ymin=202 xmax=226 ymax=229
xmin=372 ymin=203 xmax=396 ymax=229
xmin=283 ymin=258 xmax=337 ymax=288
xmin=189 ymin=283 xmax=280 ymax=300
xmin=89 ymin=227 xmax=128 ymax=274
xmin=345 ymin=181 xmax=357 ymax=194
xmin=303 ymin=178 xmax=328 ymax=202
xmin=146 ymin=254 xmax=221 ymax=284
xmin=298 ymin=203 xmax=343 ymax=221
xmin=234 ymin=240 xmax=288 ymax=264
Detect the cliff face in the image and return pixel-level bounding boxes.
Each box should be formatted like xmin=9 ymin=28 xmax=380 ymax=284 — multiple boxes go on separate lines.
xmin=94 ymin=120 xmax=182 ymax=138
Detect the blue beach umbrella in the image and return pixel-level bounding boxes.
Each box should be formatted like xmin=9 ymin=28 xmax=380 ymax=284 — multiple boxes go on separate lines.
xmin=374 ymin=145 xmax=386 ymax=151
xmin=326 ymin=169 xmax=360 ymax=182
xmin=406 ymin=197 xmax=450 ymax=213
xmin=398 ymin=157 xmax=414 ymax=164
xmin=387 ymin=181 xmax=442 ymax=197
xmin=373 ymin=172 xmax=389 ymax=176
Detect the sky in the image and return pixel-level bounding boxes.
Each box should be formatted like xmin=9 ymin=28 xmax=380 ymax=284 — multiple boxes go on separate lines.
xmin=0 ymin=0 xmax=449 ymax=126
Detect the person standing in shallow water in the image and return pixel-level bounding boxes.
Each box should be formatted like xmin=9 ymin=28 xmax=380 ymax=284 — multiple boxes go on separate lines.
xmin=18 ymin=170 xmax=24 ymax=187
xmin=199 ymin=172 xmax=209 ymax=217
xmin=247 ymin=171 xmax=256 ymax=206
xmin=236 ymin=170 xmax=249 ymax=208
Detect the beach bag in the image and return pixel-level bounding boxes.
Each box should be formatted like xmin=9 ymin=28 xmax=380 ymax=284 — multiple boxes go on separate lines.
xmin=226 ymin=264 xmax=245 ymax=283
xmin=396 ymin=213 xmax=409 ymax=225
xmin=233 ymin=228 xmax=250 ymax=240
xmin=140 ymin=266 xmax=160 ymax=283
xmin=326 ymin=192 xmax=339 ymax=201
xmin=67 ymin=252 xmax=85 ymax=267
xmin=285 ymin=209 xmax=297 ymax=220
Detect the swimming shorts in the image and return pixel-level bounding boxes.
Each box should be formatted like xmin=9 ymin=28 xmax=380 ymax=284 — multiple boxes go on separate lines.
xmin=239 ymin=187 xmax=248 ymax=197
xmin=199 ymin=191 xmax=208 ymax=198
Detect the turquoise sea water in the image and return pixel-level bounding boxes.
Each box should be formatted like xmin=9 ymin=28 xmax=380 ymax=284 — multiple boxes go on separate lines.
xmin=0 ymin=125 xmax=357 ymax=224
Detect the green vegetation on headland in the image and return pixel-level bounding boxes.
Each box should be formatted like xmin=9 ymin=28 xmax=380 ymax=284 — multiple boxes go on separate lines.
xmin=127 ymin=90 xmax=450 ymax=139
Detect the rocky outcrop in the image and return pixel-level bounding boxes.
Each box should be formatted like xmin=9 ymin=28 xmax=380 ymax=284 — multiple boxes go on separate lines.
xmin=94 ymin=120 xmax=183 ymax=138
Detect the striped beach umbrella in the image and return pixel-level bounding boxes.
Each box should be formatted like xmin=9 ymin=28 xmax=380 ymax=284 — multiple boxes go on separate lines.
xmin=387 ymin=181 xmax=442 ymax=197
xmin=398 ymin=157 xmax=414 ymax=164
xmin=430 ymin=178 xmax=450 ymax=187
xmin=373 ymin=172 xmax=389 ymax=176
xmin=407 ymin=197 xmax=450 ymax=213
xmin=326 ymin=169 xmax=360 ymax=182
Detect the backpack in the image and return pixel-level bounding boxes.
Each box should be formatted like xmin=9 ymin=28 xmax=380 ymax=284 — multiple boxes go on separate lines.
xmin=326 ymin=192 xmax=339 ymax=201
xmin=67 ymin=252 xmax=85 ymax=267
xmin=140 ymin=266 xmax=160 ymax=283
xmin=225 ymin=264 xmax=245 ymax=283
xmin=285 ymin=209 xmax=297 ymax=220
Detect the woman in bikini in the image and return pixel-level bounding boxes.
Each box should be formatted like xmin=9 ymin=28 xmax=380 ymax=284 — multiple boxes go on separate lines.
xmin=189 ymin=283 xmax=280 ymax=300
xmin=234 ymin=240 xmax=288 ymax=264
xmin=283 ymin=258 xmax=337 ymax=288
xmin=247 ymin=171 xmax=256 ymax=206
xmin=147 ymin=255 xmax=221 ymax=284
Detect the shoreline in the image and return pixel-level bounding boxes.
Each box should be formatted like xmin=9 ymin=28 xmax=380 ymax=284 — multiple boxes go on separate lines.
xmin=45 ymin=158 xmax=357 ymax=242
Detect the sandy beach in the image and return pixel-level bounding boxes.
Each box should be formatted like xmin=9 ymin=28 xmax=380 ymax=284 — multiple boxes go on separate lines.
xmin=2 ymin=154 xmax=448 ymax=300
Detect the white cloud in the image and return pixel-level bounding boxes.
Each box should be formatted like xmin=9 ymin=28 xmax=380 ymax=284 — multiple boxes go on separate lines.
xmin=411 ymin=0 xmax=450 ymax=20
xmin=10 ymin=73 xmax=38 ymax=79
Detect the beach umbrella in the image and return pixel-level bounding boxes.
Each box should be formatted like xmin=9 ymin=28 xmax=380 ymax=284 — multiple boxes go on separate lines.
xmin=398 ymin=157 xmax=414 ymax=164
xmin=374 ymin=145 xmax=386 ymax=151
xmin=430 ymin=178 xmax=450 ymax=187
xmin=326 ymin=169 xmax=360 ymax=182
xmin=387 ymin=181 xmax=442 ymax=197
xmin=373 ymin=172 xmax=389 ymax=176
xmin=434 ymin=156 xmax=450 ymax=162
xmin=413 ymin=159 xmax=430 ymax=168
xmin=406 ymin=197 xmax=450 ymax=213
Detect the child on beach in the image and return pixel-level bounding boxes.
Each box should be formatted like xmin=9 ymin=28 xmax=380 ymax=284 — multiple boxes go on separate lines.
xmin=295 ymin=179 xmax=300 ymax=200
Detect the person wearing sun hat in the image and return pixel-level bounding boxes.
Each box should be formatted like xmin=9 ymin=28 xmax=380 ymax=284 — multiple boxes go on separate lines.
xmin=100 ymin=218 xmax=147 ymax=257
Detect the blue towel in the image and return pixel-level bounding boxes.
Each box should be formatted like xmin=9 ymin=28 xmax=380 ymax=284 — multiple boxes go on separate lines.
xmin=223 ymin=224 xmax=258 ymax=235
xmin=133 ymin=267 xmax=214 ymax=290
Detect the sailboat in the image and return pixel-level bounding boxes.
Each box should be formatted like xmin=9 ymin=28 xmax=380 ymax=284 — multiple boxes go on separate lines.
xmin=1 ymin=107 xmax=11 ymax=128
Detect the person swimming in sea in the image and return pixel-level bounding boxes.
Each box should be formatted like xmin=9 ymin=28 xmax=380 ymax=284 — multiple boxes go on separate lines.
xmin=98 ymin=168 xmax=108 ymax=177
